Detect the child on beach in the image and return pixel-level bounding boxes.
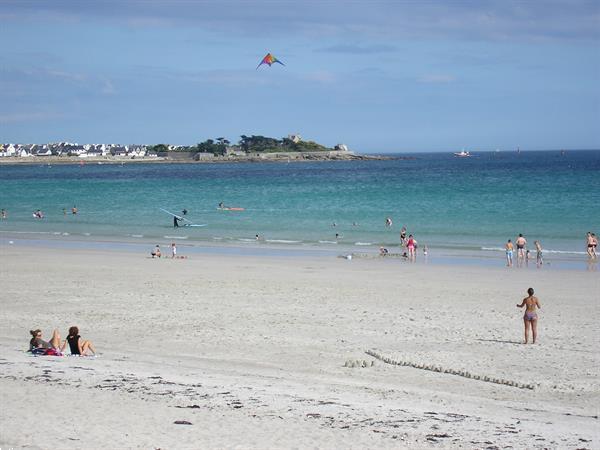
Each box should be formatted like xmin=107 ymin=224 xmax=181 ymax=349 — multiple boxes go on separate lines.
xmin=516 ymin=288 xmax=541 ymax=344
xmin=171 ymin=243 xmax=177 ymax=258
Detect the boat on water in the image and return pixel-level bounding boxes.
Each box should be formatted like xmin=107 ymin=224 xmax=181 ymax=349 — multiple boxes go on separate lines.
xmin=217 ymin=207 xmax=245 ymax=211
xmin=453 ymin=150 xmax=472 ymax=158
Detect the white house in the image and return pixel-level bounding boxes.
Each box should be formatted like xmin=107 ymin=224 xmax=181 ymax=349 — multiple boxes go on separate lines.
xmin=129 ymin=146 xmax=146 ymax=158
xmin=68 ymin=146 xmax=87 ymax=156
xmin=35 ymin=147 xmax=53 ymax=156
xmin=0 ymin=144 xmax=16 ymax=157
xmin=288 ymin=134 xmax=302 ymax=143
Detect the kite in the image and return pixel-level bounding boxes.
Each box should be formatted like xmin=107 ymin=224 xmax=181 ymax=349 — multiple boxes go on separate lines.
xmin=256 ymin=53 xmax=285 ymax=69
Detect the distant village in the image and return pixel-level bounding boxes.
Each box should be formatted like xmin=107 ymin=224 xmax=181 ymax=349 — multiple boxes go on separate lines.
xmin=0 ymin=134 xmax=393 ymax=164
xmin=0 ymin=142 xmax=157 ymax=159
xmin=0 ymin=134 xmax=372 ymax=163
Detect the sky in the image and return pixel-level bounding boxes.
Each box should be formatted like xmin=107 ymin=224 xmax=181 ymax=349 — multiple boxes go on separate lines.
xmin=1 ymin=0 xmax=599 ymax=153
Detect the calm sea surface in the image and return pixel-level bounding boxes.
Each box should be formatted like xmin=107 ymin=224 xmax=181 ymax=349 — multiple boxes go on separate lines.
xmin=1 ymin=150 xmax=599 ymax=264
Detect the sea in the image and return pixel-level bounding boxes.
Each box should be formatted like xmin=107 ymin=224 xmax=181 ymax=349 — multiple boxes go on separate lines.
xmin=1 ymin=150 xmax=599 ymax=269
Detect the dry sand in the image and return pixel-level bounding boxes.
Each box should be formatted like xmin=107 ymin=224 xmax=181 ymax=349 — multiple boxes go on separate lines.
xmin=1 ymin=244 xmax=598 ymax=449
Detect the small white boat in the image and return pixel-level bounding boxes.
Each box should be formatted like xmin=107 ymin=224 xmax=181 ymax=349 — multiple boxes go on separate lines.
xmin=453 ymin=150 xmax=472 ymax=157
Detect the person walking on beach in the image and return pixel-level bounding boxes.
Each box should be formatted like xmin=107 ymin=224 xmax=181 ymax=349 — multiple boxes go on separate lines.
xmin=171 ymin=243 xmax=177 ymax=258
xmin=534 ymin=240 xmax=543 ymax=267
xmin=505 ymin=239 xmax=514 ymax=267
xmin=587 ymin=232 xmax=597 ymax=259
xmin=517 ymin=287 xmax=541 ymax=344
xmin=516 ymin=234 xmax=527 ymax=265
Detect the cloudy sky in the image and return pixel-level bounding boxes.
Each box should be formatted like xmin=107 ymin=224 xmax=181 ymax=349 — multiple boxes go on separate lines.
xmin=1 ymin=0 xmax=599 ymax=152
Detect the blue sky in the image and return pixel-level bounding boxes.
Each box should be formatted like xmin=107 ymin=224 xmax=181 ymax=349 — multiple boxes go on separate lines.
xmin=1 ymin=0 xmax=599 ymax=152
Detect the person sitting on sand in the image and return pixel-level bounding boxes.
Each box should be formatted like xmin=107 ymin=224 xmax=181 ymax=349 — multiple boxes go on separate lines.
xmin=151 ymin=245 xmax=161 ymax=258
xmin=65 ymin=326 xmax=96 ymax=356
xmin=516 ymin=287 xmax=541 ymax=344
xmin=29 ymin=329 xmax=62 ymax=355
xmin=379 ymin=246 xmax=389 ymax=256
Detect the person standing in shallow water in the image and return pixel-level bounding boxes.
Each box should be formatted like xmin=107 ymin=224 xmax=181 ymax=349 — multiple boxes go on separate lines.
xmin=515 ymin=233 xmax=527 ymax=265
xmin=505 ymin=239 xmax=514 ymax=267
xmin=534 ymin=240 xmax=543 ymax=267
xmin=517 ymin=287 xmax=541 ymax=344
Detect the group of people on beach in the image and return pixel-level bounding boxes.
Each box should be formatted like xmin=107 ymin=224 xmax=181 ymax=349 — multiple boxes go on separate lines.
xmin=506 ymin=232 xmax=598 ymax=267
xmin=28 ymin=326 xmax=96 ymax=357
xmin=505 ymin=234 xmax=542 ymax=267
xmin=151 ymin=243 xmax=185 ymax=259
xmin=380 ymin=220 xmax=427 ymax=261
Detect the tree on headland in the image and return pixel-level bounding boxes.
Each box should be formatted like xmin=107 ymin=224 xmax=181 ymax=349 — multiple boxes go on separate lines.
xmin=150 ymin=134 xmax=333 ymax=155
xmin=196 ymin=139 xmax=227 ymax=155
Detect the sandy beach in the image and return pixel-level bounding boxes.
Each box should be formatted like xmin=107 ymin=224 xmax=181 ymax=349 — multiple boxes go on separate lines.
xmin=1 ymin=244 xmax=598 ymax=449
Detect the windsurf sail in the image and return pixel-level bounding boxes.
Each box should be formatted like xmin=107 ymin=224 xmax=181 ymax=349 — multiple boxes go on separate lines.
xmin=160 ymin=208 xmax=207 ymax=227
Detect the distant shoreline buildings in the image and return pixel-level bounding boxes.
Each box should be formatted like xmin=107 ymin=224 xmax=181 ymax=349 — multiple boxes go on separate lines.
xmin=0 ymin=142 xmax=156 ymax=159
xmin=0 ymin=134 xmax=358 ymax=162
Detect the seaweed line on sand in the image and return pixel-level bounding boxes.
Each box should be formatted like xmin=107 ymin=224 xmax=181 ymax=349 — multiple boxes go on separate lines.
xmin=366 ymin=349 xmax=535 ymax=390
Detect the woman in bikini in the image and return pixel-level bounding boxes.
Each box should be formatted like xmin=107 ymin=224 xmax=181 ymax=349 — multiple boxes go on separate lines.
xmin=516 ymin=287 xmax=541 ymax=344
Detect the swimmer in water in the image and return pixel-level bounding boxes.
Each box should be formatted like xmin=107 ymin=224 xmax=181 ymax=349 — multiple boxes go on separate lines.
xmin=385 ymin=217 xmax=392 ymax=227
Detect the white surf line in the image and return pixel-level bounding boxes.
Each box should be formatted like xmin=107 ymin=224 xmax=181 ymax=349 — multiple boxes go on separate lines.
xmin=366 ymin=349 xmax=535 ymax=390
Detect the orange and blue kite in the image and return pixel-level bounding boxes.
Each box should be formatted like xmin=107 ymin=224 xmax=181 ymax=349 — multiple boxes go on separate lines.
xmin=256 ymin=53 xmax=285 ymax=69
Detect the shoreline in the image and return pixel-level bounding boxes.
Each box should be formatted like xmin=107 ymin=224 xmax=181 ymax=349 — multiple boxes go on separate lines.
xmin=1 ymin=245 xmax=598 ymax=448
xmin=0 ymin=153 xmax=396 ymax=166
xmin=1 ymin=233 xmax=596 ymax=272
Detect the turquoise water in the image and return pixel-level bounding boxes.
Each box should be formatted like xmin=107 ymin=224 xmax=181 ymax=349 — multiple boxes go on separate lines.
xmin=1 ymin=150 xmax=599 ymax=262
